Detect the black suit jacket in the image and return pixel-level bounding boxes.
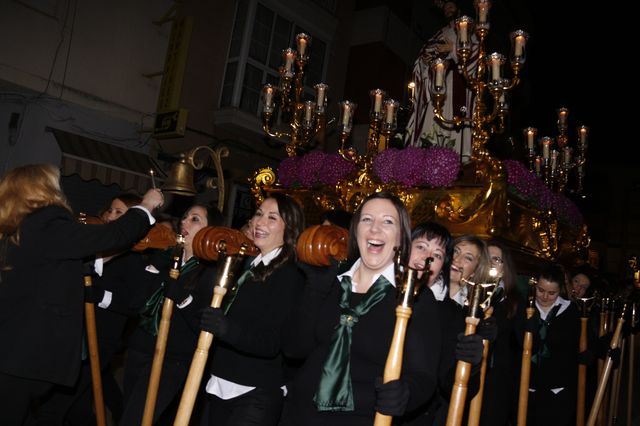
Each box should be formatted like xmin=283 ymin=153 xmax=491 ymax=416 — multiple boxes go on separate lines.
xmin=0 ymin=205 xmax=151 ymax=387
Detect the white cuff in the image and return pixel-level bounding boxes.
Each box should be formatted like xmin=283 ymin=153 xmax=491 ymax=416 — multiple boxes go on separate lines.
xmin=98 ymin=290 xmax=112 ymax=309
xmin=131 ymin=206 xmax=156 ymax=224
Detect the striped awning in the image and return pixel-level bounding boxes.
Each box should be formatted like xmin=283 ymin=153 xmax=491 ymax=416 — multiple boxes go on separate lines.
xmin=50 ymin=128 xmax=163 ymax=195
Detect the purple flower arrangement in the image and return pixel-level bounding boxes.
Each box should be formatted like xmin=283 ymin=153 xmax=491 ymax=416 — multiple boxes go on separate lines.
xmin=503 ymin=160 xmax=584 ymax=227
xmin=277 ymin=151 xmax=356 ymax=188
xmin=373 ymin=146 xmax=460 ymax=187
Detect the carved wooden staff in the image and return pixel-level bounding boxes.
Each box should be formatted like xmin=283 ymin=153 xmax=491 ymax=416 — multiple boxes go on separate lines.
xmin=607 ymin=336 xmax=625 ymax=426
xmin=587 ymin=303 xmax=628 ymax=426
xmin=576 ymin=296 xmax=595 ymax=426
xmin=373 ymin=255 xmax=431 ymax=426
xmin=83 ymin=274 xmax=107 ymax=426
xmin=468 ymin=284 xmax=504 ymax=426
xmin=141 ymin=238 xmax=185 ymax=426
xmin=173 ymin=227 xmax=259 ymax=426
xmin=445 ymin=279 xmax=494 ymax=426
xmin=517 ymin=278 xmax=537 ymax=426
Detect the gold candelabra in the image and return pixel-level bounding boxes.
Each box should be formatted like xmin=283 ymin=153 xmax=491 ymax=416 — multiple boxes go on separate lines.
xmin=429 ymin=0 xmax=528 ymax=180
xmin=523 ymin=107 xmax=588 ymax=193
xmin=260 ymin=34 xmax=407 ymax=203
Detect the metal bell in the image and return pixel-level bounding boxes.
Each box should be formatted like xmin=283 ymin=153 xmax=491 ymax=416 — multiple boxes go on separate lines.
xmin=162 ymin=154 xmax=196 ymax=196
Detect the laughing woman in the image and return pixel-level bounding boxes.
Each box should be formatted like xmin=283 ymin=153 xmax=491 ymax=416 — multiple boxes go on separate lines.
xmin=283 ymin=192 xmax=441 ymax=426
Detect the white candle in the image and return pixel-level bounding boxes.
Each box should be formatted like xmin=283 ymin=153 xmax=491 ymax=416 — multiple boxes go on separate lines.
xmin=579 ymin=126 xmax=588 ymax=146
xmin=341 ymin=103 xmax=351 ymax=126
xmin=526 ymin=128 xmax=535 ymax=150
xmin=304 ymin=101 xmax=313 ymax=122
xmin=385 ymin=101 xmax=396 ymax=124
xmin=315 ymin=84 xmax=327 ymax=108
xmin=491 ymin=60 xmax=501 ymax=81
xmin=407 ymin=81 xmax=416 ymax=102
xmin=515 ymin=35 xmax=525 ymax=56
xmin=284 ymin=49 xmax=295 ymax=73
xmin=542 ymin=138 xmax=551 ymax=159
xmin=558 ymin=108 xmax=568 ymax=127
xmin=374 ymin=92 xmax=383 ymax=113
xmin=535 ymin=157 xmax=541 ymax=174
xmin=296 ymin=34 xmax=309 ymax=57
xmin=459 ymin=20 xmax=468 ymax=43
xmin=435 ymin=62 xmax=445 ymax=87
xmin=551 ymin=150 xmax=558 ymax=171
xmin=478 ymin=3 xmax=488 ymax=24
xmin=563 ymin=147 xmax=571 ymax=166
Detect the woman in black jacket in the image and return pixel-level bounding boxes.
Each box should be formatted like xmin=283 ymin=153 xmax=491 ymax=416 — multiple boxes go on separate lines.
xmin=199 ymin=193 xmax=306 ymax=426
xmin=282 ymin=192 xmax=441 ymax=426
xmin=0 ymin=163 xmax=162 ymax=425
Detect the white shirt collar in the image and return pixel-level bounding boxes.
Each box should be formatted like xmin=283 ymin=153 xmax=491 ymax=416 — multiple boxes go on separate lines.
xmin=429 ymin=276 xmax=447 ymax=301
xmin=451 ymin=285 xmax=468 ymax=307
xmin=337 ymin=259 xmax=397 ymax=292
xmin=251 ymin=247 xmax=282 ymax=267
xmin=536 ymin=296 xmax=571 ymax=320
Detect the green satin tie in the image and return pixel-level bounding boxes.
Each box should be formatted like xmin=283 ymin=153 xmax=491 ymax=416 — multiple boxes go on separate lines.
xmin=221 ymin=263 xmax=255 ymax=315
xmin=531 ymin=304 xmax=561 ymax=365
xmin=314 ymin=274 xmax=393 ymax=412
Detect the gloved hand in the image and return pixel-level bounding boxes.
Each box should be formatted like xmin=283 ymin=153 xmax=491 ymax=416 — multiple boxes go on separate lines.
xmin=84 ymin=284 xmax=105 ymax=304
xmin=596 ymin=332 xmax=614 ymax=359
xmin=608 ymin=347 xmax=621 ymax=369
xmin=164 ymin=279 xmax=189 ymax=304
xmin=374 ymin=377 xmax=410 ymax=417
xmin=577 ymin=349 xmax=595 ymax=365
xmin=476 ymin=316 xmax=498 ymax=343
xmin=525 ymin=315 xmax=539 ymax=335
xmin=455 ymin=333 xmax=483 ymax=365
xmin=298 ymin=258 xmax=340 ymax=294
xmin=200 ymin=307 xmax=230 ymax=338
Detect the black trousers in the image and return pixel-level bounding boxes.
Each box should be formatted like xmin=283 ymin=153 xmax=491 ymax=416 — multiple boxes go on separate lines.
xmin=0 ymin=371 xmax=53 ymax=426
xmin=205 ymin=386 xmax=284 ymax=426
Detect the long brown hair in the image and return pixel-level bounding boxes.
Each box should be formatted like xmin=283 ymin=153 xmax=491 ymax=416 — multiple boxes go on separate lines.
xmin=0 ymin=164 xmax=71 ymax=244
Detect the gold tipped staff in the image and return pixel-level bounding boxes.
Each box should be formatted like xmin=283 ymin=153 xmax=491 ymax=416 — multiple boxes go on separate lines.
xmin=173 ymin=227 xmax=259 ymax=426
xmin=83 ymin=274 xmax=107 ymax=426
xmin=373 ymin=255 xmax=431 ymax=426
xmin=517 ymin=277 xmax=537 ymax=426
xmin=468 ymin=269 xmax=504 ymax=426
xmin=445 ymin=278 xmax=496 ymax=426
xmin=142 ymin=237 xmax=185 ymax=426
xmin=596 ymin=296 xmax=610 ymax=426
xmin=607 ymin=327 xmax=625 ymax=426
xmin=576 ymin=296 xmax=595 ymax=426
xmin=587 ymin=303 xmax=628 ymax=426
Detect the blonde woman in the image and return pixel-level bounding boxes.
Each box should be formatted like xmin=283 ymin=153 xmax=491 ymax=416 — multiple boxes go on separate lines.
xmin=0 ymin=164 xmax=162 ymax=424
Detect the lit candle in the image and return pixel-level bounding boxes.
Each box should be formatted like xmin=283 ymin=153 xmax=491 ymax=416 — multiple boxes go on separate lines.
xmin=524 ymin=127 xmax=536 ymax=151
xmin=283 ymin=49 xmax=296 ymax=75
xmin=558 ymin=108 xmax=568 ymax=128
xmin=314 ymin=83 xmax=328 ymax=110
xmin=514 ymin=35 xmax=525 ymax=56
xmin=579 ymin=126 xmax=588 ymax=147
xmin=384 ymin=100 xmax=398 ymax=125
xmin=304 ymin=101 xmax=314 ymax=123
xmin=458 ymin=19 xmax=468 ymax=43
xmin=541 ymin=137 xmax=551 ymax=159
xmin=262 ymin=84 xmax=275 ymax=112
xmin=374 ymin=92 xmax=383 ymax=113
xmin=478 ymin=1 xmax=489 ymax=24
xmin=535 ymin=157 xmax=542 ymax=174
xmin=340 ymin=101 xmax=356 ymax=127
xmin=296 ymin=33 xmax=310 ymax=58
xmin=435 ymin=62 xmax=445 ymax=87
xmin=491 ymin=58 xmax=501 ymax=81
xmin=407 ymin=81 xmax=416 ymax=102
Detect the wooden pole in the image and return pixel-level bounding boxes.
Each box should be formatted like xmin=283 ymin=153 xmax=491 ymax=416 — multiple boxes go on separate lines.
xmin=587 ymin=304 xmax=627 ymax=426
xmin=467 ymin=306 xmax=495 ymax=426
xmin=84 ymin=275 xmax=107 ymax=426
xmin=373 ymin=305 xmax=413 ymax=426
xmin=446 ymin=318 xmax=481 ymax=426
xmin=625 ymin=304 xmax=636 ymax=426
xmin=607 ymin=338 xmax=625 ymax=426
xmin=597 ymin=300 xmax=610 ymax=426
xmin=516 ymin=306 xmax=535 ymax=426
xmin=141 ymin=245 xmax=183 ymax=426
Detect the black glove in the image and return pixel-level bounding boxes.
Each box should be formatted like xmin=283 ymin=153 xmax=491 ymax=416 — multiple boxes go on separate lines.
xmin=525 ymin=315 xmax=539 ymax=335
xmin=596 ymin=332 xmax=614 ymax=359
xmin=577 ymin=349 xmax=595 ymax=365
xmin=164 ymin=279 xmax=189 ymax=304
xmin=374 ymin=377 xmax=410 ymax=417
xmin=476 ymin=316 xmax=498 ymax=343
xmin=298 ymin=258 xmax=340 ymax=294
xmin=455 ymin=333 xmax=483 ymax=366
xmin=84 ymin=284 xmax=105 ymax=304
xmin=608 ymin=347 xmax=621 ymax=369
xmin=200 ymin=307 xmax=230 ymax=338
